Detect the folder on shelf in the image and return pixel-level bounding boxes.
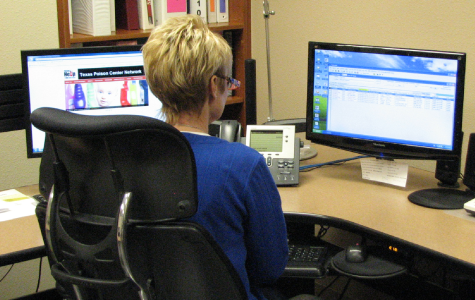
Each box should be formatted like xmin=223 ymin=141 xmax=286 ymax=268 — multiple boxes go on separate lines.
xmin=71 ymin=0 xmax=112 ymax=36
xmin=188 ymin=0 xmax=207 ymax=23
xmin=115 ymin=0 xmax=140 ymax=30
xmin=110 ymin=0 xmax=116 ymax=31
xmin=207 ymin=0 xmax=217 ymax=23
xmin=138 ymin=0 xmax=155 ymax=29
xmin=154 ymin=0 xmax=187 ymax=26
xmin=217 ymin=0 xmax=228 ymax=23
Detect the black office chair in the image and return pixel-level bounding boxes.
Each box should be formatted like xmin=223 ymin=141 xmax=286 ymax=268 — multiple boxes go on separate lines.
xmin=32 ymin=107 xmax=247 ymax=300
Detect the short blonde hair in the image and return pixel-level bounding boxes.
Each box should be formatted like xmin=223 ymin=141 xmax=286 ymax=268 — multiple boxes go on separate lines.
xmin=142 ymin=15 xmax=233 ymax=124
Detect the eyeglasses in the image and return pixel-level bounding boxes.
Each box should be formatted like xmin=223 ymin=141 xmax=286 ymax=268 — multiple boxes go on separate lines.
xmin=215 ymin=74 xmax=241 ymax=90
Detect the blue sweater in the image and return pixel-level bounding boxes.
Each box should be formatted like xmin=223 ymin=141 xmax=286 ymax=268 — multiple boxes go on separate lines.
xmin=183 ymin=133 xmax=288 ymax=300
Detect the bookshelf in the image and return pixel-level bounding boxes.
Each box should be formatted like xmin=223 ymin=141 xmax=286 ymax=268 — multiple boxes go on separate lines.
xmin=56 ymin=0 xmax=251 ymax=128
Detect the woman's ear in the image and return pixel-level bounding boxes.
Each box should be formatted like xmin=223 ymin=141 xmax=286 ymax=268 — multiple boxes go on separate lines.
xmin=207 ymin=75 xmax=225 ymax=123
xmin=208 ymin=75 xmax=218 ymax=102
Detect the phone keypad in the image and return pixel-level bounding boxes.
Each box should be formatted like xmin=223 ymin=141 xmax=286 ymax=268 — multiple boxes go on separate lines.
xmin=276 ymin=159 xmax=298 ymax=184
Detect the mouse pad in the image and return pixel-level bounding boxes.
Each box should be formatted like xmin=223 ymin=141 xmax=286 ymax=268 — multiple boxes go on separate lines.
xmin=331 ymin=250 xmax=406 ymax=279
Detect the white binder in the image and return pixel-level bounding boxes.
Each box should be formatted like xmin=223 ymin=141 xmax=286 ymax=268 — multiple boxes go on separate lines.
xmin=110 ymin=0 xmax=116 ymax=31
xmin=71 ymin=0 xmax=111 ymax=36
xmin=207 ymin=0 xmax=217 ymax=23
xmin=138 ymin=0 xmax=155 ymax=29
xmin=188 ymin=0 xmax=208 ymax=23
xmin=216 ymin=0 xmax=228 ymax=23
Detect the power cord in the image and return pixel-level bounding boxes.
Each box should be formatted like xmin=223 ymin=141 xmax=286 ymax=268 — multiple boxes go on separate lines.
xmin=316 ymin=225 xmax=329 ymax=239
xmin=317 ymin=275 xmax=352 ymax=299
xmin=0 ymin=259 xmax=45 ymax=295
xmin=36 ymin=257 xmax=43 ymax=293
xmin=0 ymin=264 xmax=14 ymax=283
xmin=317 ymin=275 xmax=340 ymax=297
xmin=337 ymin=277 xmax=352 ymax=300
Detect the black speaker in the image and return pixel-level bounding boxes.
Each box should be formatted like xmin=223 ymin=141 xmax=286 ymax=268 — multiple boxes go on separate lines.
xmin=435 ymin=159 xmax=461 ymax=188
xmin=463 ymin=133 xmax=475 ymax=190
xmin=245 ymin=59 xmax=256 ymax=126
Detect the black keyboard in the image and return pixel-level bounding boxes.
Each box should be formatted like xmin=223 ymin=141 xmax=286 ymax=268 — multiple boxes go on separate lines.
xmin=283 ymin=244 xmax=328 ymax=278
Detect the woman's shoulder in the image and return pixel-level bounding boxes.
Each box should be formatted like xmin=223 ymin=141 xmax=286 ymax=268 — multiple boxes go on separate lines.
xmin=184 ymin=133 xmax=264 ymax=161
xmin=216 ymin=137 xmax=263 ymax=160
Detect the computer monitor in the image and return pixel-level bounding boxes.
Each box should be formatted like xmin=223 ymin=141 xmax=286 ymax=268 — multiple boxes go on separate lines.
xmin=22 ymin=45 xmax=164 ymax=158
xmin=306 ymin=42 xmax=466 ymax=160
xmin=305 ymin=42 xmax=469 ymax=209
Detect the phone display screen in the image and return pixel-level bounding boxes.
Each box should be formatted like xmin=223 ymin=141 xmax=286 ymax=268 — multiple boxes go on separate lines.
xmin=249 ymin=130 xmax=284 ymax=152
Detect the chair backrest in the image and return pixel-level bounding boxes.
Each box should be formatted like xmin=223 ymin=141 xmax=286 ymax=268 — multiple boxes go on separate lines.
xmin=32 ymin=107 xmax=247 ymax=300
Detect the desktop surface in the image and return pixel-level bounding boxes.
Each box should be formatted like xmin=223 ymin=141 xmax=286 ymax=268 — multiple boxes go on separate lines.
xmin=2 ymin=146 xmax=475 ymax=273
xmin=279 ymin=144 xmax=475 ymax=269
xmin=0 ymin=185 xmax=44 ymax=265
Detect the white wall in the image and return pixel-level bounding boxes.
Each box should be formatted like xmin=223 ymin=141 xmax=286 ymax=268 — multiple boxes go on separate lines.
xmin=3 ymin=0 xmax=475 ymax=192
xmin=0 ymin=1 xmax=58 ymax=191
xmin=0 ymin=2 xmax=58 ymax=298
xmin=251 ymin=0 xmax=475 ymax=172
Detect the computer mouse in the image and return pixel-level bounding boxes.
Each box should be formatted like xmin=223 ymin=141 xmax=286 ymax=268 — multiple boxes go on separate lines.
xmin=345 ymin=244 xmax=368 ymax=263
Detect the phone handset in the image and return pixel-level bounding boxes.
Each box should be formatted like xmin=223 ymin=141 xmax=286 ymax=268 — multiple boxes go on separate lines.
xmin=245 ymin=125 xmax=299 ymax=186
xmin=209 ymin=120 xmax=242 ymax=142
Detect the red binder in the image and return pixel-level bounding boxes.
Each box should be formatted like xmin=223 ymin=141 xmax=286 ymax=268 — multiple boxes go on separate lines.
xmin=116 ymin=0 xmax=140 ymax=30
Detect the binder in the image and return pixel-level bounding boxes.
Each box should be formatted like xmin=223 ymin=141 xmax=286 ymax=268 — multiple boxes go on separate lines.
xmin=115 ymin=0 xmax=140 ymax=30
xmin=207 ymin=0 xmax=217 ymax=23
xmin=138 ymin=0 xmax=155 ymax=29
xmin=188 ymin=0 xmax=207 ymax=24
xmin=216 ymin=0 xmax=228 ymax=23
xmin=154 ymin=0 xmax=187 ymax=26
xmin=110 ymin=0 xmax=116 ymax=31
xmin=71 ymin=0 xmax=111 ymax=36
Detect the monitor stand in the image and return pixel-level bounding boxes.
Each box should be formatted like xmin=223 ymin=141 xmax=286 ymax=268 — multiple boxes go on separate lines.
xmin=408 ymin=188 xmax=475 ymax=209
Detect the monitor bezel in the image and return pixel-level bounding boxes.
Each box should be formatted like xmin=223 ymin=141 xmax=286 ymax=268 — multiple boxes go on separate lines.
xmin=305 ymin=42 xmax=466 ymax=160
xmin=22 ymin=45 xmax=146 ymax=158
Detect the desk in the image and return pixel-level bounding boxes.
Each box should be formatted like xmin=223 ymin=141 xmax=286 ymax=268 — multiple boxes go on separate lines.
xmin=0 ymin=185 xmax=45 ymax=266
xmin=2 ymin=148 xmax=475 ymax=274
xmin=279 ymin=145 xmax=475 ymax=276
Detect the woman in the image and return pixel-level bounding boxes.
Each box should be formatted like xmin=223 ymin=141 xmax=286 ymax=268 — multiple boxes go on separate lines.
xmin=142 ymin=15 xmax=318 ymax=300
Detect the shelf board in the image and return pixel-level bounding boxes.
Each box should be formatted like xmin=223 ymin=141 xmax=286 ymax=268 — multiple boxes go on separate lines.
xmin=226 ymin=96 xmax=244 ymax=105
xmin=208 ymin=22 xmax=245 ymax=32
xmin=68 ymin=22 xmax=245 ymax=45
xmin=70 ymin=29 xmax=152 ymax=44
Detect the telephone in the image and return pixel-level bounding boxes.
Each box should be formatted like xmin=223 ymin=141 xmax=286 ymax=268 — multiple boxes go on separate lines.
xmin=209 ymin=120 xmax=242 ymax=142
xmin=245 ymin=125 xmax=299 ymax=186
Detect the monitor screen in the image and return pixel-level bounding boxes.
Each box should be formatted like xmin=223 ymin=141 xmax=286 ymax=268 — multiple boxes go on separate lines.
xmin=22 ymin=45 xmax=164 ymax=158
xmin=306 ymin=42 xmax=466 ymax=160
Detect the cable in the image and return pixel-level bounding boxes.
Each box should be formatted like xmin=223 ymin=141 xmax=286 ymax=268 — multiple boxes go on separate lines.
xmin=0 ymin=264 xmax=14 ymax=283
xmin=36 ymin=257 xmax=43 ymax=293
xmin=316 ymin=225 xmax=329 ymax=239
xmin=318 ymin=275 xmax=341 ymax=297
xmin=300 ymin=155 xmax=370 ymax=172
xmin=337 ymin=277 xmax=352 ymax=300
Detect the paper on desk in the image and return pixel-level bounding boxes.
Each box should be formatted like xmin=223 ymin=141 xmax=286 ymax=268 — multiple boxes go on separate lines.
xmin=0 ymin=189 xmax=37 ymax=222
xmin=360 ymin=158 xmax=408 ymax=187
